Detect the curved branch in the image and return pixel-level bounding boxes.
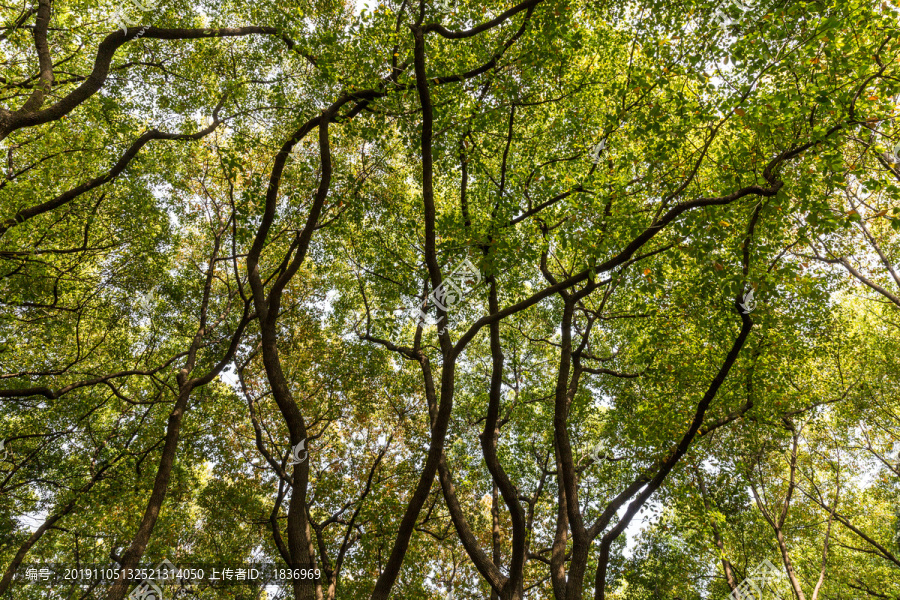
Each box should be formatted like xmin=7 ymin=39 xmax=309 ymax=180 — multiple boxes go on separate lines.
xmin=19 ymin=0 xmax=53 ymax=114
xmin=0 ymin=27 xmax=285 ymax=138
xmin=423 ymin=0 xmax=542 ymax=39
xmin=0 ymin=100 xmax=225 ymax=237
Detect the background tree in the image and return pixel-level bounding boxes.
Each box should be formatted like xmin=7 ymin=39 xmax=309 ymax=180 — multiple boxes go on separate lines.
xmin=1 ymin=0 xmax=899 ymax=599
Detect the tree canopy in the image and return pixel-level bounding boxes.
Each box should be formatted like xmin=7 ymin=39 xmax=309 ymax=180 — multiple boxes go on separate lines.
xmin=1 ymin=0 xmax=899 ymax=599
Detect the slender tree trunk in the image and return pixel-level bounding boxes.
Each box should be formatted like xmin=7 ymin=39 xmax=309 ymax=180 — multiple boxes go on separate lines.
xmin=696 ymin=468 xmax=738 ymax=591
xmin=107 ymin=381 xmax=192 ymax=600
xmin=491 ymin=483 xmax=501 ymax=600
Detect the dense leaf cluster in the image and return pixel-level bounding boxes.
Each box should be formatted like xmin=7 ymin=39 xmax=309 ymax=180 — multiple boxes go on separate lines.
xmin=1 ymin=0 xmax=899 ymax=599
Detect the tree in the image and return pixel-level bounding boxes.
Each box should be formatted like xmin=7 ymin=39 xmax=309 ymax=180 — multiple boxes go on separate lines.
xmin=1 ymin=0 xmax=898 ymax=598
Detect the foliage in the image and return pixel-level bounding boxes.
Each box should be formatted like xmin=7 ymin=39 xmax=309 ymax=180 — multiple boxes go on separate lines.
xmin=1 ymin=0 xmax=899 ymax=599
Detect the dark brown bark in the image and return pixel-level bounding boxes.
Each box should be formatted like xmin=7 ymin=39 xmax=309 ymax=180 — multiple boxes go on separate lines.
xmin=0 ymin=111 xmax=224 ymax=237
xmin=437 ymin=454 xmax=509 ymax=592
xmin=243 ymin=88 xmax=338 ymax=598
xmin=550 ymin=299 xmax=590 ymax=600
xmin=106 ymin=382 xmax=193 ymax=600
xmin=0 ymin=353 xmax=187 ymax=400
xmin=107 ymin=228 xmax=252 ymax=600
xmin=491 ymin=482 xmax=502 ymax=600
xmin=0 ymin=457 xmax=120 ymax=594
xmin=750 ymin=426 xmax=807 ymax=600
xmin=482 ymin=274 xmax=527 ymax=600
xmin=592 ymin=309 xmax=754 ymax=600
xmin=0 ymin=27 xmax=289 ymax=140
xmin=696 ymin=468 xmax=738 ymax=591
xmin=19 ymin=0 xmax=53 ymax=114
xmin=370 ymin=24 xmax=449 ymax=599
